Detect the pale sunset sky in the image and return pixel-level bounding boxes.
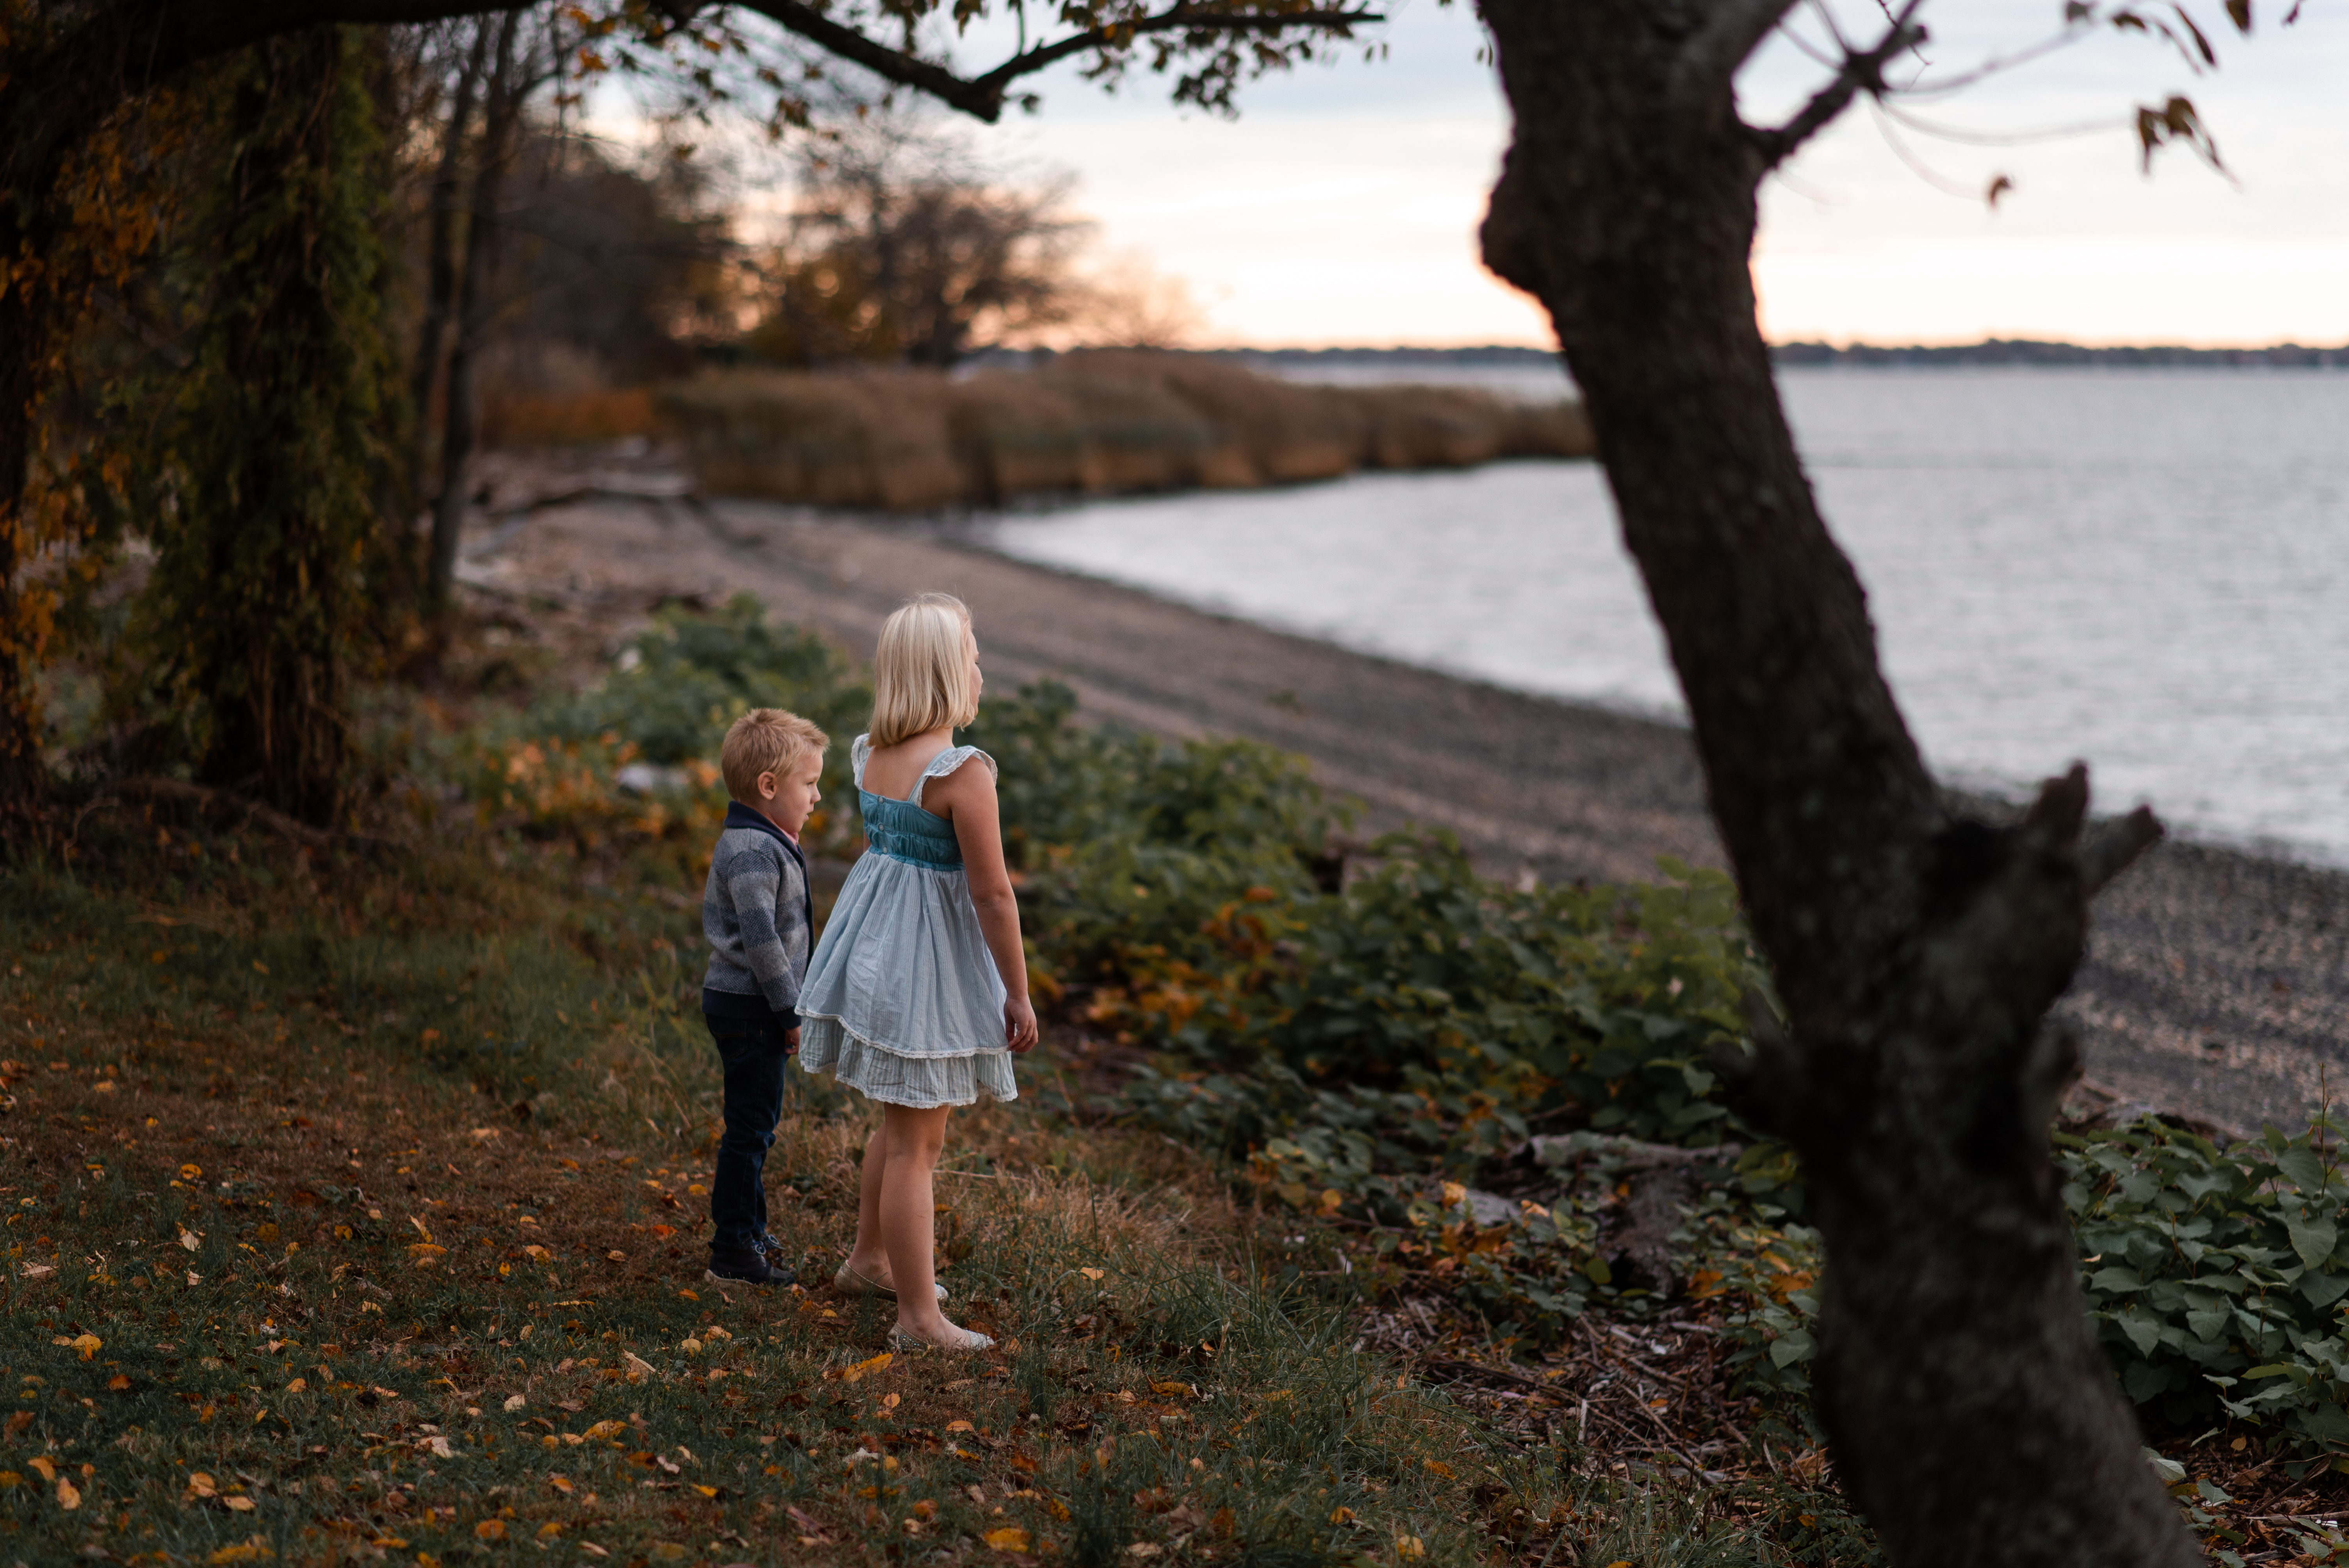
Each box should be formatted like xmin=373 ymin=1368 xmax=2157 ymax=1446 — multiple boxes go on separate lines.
xmin=634 ymin=0 xmax=2349 ymax=349
xmin=925 ymin=0 xmax=2349 ymax=348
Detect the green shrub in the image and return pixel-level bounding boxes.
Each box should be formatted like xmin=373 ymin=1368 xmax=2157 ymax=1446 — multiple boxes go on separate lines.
xmin=2064 ymin=1114 xmax=2349 ymax=1454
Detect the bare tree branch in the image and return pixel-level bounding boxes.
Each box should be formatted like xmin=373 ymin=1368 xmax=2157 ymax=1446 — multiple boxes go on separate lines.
xmin=1751 ymin=0 xmax=1928 ymax=167
xmin=1669 ymin=0 xmax=1801 ymax=112
xmin=738 ymin=0 xmax=1379 ymax=123
xmin=2083 ymin=804 xmax=2165 ymax=898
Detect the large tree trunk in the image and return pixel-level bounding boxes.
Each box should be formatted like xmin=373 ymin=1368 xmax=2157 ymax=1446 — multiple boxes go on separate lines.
xmin=1472 ymin=3 xmax=2194 ymax=1564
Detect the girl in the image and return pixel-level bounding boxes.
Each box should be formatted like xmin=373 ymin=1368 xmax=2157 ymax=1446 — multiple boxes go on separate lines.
xmin=797 ymin=592 xmax=1039 ymax=1352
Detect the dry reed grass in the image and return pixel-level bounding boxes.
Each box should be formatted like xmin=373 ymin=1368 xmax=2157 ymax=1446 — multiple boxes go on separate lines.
xmin=659 ymin=351 xmax=1595 ymax=511
xmin=483 ymin=387 xmax=662 ymax=448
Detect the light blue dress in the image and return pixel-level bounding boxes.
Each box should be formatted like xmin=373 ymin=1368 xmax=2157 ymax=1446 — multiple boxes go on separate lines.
xmin=796 ymin=736 xmax=1018 ymax=1108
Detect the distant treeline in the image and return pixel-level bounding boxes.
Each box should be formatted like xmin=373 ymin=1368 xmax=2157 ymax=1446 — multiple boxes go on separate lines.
xmin=1771 ymin=338 xmax=2349 ymax=368
xmin=664 ymin=351 xmax=1593 ymax=511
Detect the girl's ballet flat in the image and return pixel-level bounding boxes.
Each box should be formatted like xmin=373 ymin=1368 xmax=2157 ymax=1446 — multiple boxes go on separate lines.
xmin=836 ymin=1262 xmax=948 ymax=1303
xmin=887 ymin=1325 xmax=995 ymax=1354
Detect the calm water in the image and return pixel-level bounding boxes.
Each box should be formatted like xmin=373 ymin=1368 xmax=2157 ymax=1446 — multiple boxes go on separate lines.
xmin=979 ymin=367 xmax=2349 ymax=865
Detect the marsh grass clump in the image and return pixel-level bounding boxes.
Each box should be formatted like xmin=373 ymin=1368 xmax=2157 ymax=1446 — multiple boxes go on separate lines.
xmin=659 ymin=351 xmax=1595 ymax=511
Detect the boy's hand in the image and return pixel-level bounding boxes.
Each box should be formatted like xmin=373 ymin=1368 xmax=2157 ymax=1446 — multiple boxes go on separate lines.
xmin=1005 ymin=997 xmax=1039 ymax=1055
xmin=784 ymin=1026 xmax=802 ymax=1055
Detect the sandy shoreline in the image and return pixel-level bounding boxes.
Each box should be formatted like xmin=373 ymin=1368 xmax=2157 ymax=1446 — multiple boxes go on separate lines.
xmin=460 ymin=478 xmax=2349 ymax=1137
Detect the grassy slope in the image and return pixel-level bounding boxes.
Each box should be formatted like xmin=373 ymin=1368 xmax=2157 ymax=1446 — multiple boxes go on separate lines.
xmin=0 ymin=816 xmax=1623 ymax=1568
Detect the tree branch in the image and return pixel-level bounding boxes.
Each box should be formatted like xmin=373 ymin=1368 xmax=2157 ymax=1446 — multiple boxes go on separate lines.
xmin=740 ymin=0 xmax=1378 ymax=123
xmin=1750 ymin=0 xmax=1928 ymax=168
xmin=967 ymin=4 xmax=1379 ymax=101
xmin=1668 ymin=0 xmax=1799 ymax=112
xmin=2082 ymin=804 xmax=2164 ymax=898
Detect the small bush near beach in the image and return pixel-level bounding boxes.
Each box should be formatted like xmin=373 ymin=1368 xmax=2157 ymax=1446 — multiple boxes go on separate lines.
xmin=659 ymin=351 xmax=1595 ymax=511
xmin=12 ymin=599 xmax=2349 ymax=1567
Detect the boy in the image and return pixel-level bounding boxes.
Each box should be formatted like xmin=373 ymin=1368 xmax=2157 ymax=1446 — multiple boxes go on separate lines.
xmin=700 ymin=707 xmax=828 ymax=1286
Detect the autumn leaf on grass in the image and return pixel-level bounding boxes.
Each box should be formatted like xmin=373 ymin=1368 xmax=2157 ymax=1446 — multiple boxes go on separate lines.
xmin=581 ymin=1419 xmax=628 ymax=1441
xmin=29 ymin=1458 xmax=56 ymax=1484
xmin=67 ymin=1333 xmax=101 ymax=1359
xmin=1150 ymin=1381 xmax=1191 ymax=1398
xmin=418 ymin=1435 xmax=454 ymax=1459
xmin=1424 ymin=1460 xmax=1455 ymax=1479
xmin=984 ymin=1527 xmax=1031 ymax=1552
xmin=206 ymin=1543 xmax=274 ymax=1564
xmin=476 ymin=1519 xmax=508 ymax=1541
xmin=832 ymin=1351 xmax=891 ymax=1384
xmin=523 ymin=1245 xmax=552 ymax=1262
xmin=56 ymin=1475 xmax=81 ymax=1510
xmin=409 ymin=1244 xmax=447 ymax=1268
xmin=622 ymin=1351 xmax=656 ymax=1381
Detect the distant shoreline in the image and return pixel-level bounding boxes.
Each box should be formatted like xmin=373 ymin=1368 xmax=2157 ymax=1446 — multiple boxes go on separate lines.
xmin=1131 ymin=340 xmax=2349 ymax=371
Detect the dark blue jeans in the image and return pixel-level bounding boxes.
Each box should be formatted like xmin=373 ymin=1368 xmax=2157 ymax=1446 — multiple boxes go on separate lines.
xmin=705 ymin=1013 xmax=793 ymax=1254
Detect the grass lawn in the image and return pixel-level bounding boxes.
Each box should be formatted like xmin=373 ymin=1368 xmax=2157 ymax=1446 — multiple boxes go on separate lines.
xmin=0 ymin=812 xmax=1624 ymax=1568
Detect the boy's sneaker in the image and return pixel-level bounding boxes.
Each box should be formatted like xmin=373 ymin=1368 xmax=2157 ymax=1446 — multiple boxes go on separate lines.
xmin=706 ymin=1245 xmax=786 ymax=1287
xmin=756 ymin=1233 xmax=797 ymax=1282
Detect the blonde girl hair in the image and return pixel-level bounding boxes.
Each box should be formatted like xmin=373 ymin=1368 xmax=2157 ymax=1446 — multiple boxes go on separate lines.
xmin=869 ymin=593 xmax=977 ymax=747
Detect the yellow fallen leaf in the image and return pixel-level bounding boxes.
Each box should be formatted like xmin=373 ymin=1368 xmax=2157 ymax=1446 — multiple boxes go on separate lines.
xmin=1080 ymin=1267 xmax=1105 ymax=1281
xmin=57 ymin=1476 xmax=81 ymax=1509
xmin=881 ymin=1393 xmax=900 ymax=1410
xmin=692 ymin=1484 xmax=718 ymax=1498
xmin=27 ymin=1457 xmax=55 ymax=1482
xmin=1424 ymin=1460 xmax=1454 ymax=1478
xmin=470 ymin=1126 xmax=501 ymax=1141
xmin=408 ymin=1216 xmax=435 ymax=1243
xmin=623 ymin=1351 xmax=656 ymax=1380
xmin=582 ymin=1419 xmax=627 ymax=1440
xmin=223 ymin=1495 xmax=256 ymax=1512
xmin=549 ymin=1476 xmax=574 ymax=1494
xmin=1395 ymin=1537 xmax=1426 ymax=1560
xmin=1151 ymin=1381 xmax=1190 ymax=1397
xmin=284 ymin=1378 xmax=306 ymax=1393
xmin=179 ymin=1164 xmax=202 ymax=1181
xmin=1330 ymin=1507 xmax=1355 ymax=1524
xmin=70 ymin=1333 xmax=100 ymax=1359
xmin=679 ymin=1338 xmax=702 ymax=1354
xmin=1440 ymin=1181 xmax=1467 ymax=1207
xmin=476 ymin=1518 xmax=508 ymax=1539
xmin=538 ymin=1522 xmax=564 ymax=1538
xmin=523 ymin=1245 xmax=552 ymax=1262
xmin=504 ymin=1394 xmax=525 ymax=1412
xmin=207 ymin=1544 xmax=274 ymax=1564
xmin=107 ymin=1374 xmax=132 ymax=1391
xmin=835 ymin=1351 xmax=892 ymax=1384
xmin=984 ymin=1527 xmax=1030 ymax=1552
xmin=946 ymin=1420 xmax=974 ymax=1432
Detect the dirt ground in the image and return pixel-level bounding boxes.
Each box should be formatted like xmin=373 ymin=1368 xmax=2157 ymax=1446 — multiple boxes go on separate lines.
xmin=452 ymin=449 xmax=2349 ymax=1139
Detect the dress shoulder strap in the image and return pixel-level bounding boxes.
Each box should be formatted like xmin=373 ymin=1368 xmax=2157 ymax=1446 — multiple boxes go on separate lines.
xmin=850 ymin=733 xmax=872 ymax=789
xmin=906 ymin=745 xmax=997 ymax=812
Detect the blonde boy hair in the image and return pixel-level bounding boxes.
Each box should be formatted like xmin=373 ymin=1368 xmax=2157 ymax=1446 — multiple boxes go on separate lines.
xmin=869 ymin=593 xmax=977 ymax=748
xmin=720 ymin=708 xmax=828 ymax=803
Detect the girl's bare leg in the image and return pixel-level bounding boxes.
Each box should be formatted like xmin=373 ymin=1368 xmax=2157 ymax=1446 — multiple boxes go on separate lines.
xmin=844 ymin=1120 xmax=891 ymax=1284
xmin=875 ymin=1104 xmax=969 ymax=1340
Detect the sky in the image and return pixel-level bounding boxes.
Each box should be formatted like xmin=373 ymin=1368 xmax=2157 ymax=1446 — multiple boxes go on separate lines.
xmin=650 ymin=0 xmax=2349 ymax=349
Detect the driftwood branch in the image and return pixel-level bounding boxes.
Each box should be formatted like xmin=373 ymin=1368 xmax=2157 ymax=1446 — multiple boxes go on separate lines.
xmin=1751 ymin=0 xmax=1929 ymax=168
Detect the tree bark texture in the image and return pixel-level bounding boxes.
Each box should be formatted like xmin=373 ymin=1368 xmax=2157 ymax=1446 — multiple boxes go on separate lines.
xmin=427 ymin=10 xmax=522 ymax=618
xmin=145 ymin=27 xmax=393 ymax=827
xmin=407 ymin=21 xmax=490 ymax=502
xmin=1472 ymin=3 xmax=2194 ymax=1564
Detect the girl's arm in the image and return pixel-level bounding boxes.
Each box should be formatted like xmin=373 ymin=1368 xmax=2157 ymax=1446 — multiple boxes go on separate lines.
xmin=931 ymin=758 xmax=1040 ymax=1054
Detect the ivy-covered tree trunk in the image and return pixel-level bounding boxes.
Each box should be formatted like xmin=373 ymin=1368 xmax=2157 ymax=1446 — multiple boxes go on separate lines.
xmin=1474 ymin=2 xmax=2193 ymax=1564
xmin=144 ymin=27 xmax=393 ymax=827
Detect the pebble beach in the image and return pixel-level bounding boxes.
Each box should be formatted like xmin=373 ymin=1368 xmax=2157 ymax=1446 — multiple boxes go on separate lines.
xmin=458 ymin=468 xmax=2349 ymax=1139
